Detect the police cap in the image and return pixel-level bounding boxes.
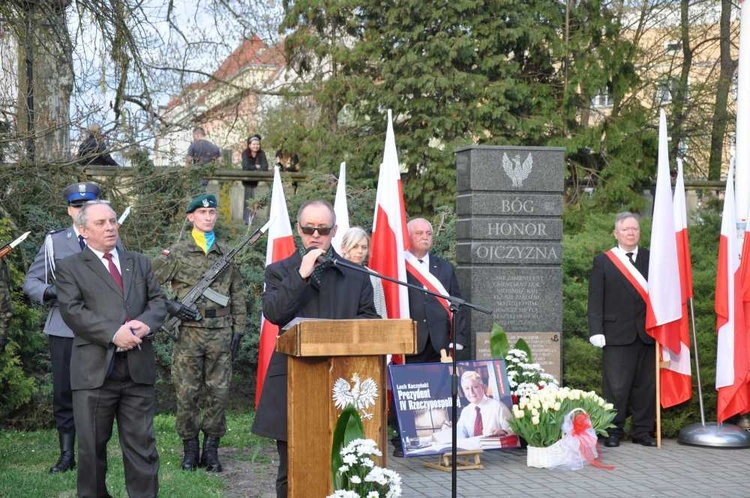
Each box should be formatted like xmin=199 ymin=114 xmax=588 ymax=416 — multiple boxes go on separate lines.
xmin=64 ymin=182 xmax=101 ymax=207
xmin=186 ymin=193 xmax=218 ymax=213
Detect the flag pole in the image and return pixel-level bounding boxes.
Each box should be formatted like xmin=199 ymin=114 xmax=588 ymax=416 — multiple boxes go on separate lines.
xmin=655 ymin=343 xmax=662 ymax=448
xmin=687 ymin=297 xmax=706 ymax=426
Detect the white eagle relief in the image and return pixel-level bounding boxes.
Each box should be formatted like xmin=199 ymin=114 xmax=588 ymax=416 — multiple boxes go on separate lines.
xmin=502 ymin=152 xmax=533 ymax=188
xmin=332 ymin=373 xmax=379 ymax=420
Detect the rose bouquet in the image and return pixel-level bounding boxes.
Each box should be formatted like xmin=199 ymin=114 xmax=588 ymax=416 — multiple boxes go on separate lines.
xmin=508 ymin=386 xmax=616 ymax=448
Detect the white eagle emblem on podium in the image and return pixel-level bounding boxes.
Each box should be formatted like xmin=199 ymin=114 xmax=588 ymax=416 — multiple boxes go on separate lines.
xmin=502 ymin=152 xmax=533 ymax=188
xmin=332 ymin=373 xmax=379 ymax=420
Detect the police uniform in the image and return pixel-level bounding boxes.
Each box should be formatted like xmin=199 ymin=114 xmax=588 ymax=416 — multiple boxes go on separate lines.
xmin=152 ymin=193 xmax=246 ymax=472
xmin=22 ymin=182 xmax=102 ymax=474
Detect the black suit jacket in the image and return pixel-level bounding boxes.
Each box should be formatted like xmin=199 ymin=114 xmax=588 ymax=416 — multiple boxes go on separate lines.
xmin=251 ymin=251 xmax=379 ymax=441
xmin=55 ymin=247 xmax=167 ymax=390
xmin=407 ymin=254 xmax=468 ymax=355
xmin=587 ymin=248 xmax=653 ymax=346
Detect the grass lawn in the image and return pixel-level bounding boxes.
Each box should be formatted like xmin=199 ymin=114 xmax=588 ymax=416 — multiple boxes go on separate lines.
xmin=0 ymin=411 xmax=273 ymax=498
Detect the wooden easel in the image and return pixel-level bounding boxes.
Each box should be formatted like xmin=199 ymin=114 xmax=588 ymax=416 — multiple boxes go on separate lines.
xmin=424 ymin=450 xmax=483 ymax=471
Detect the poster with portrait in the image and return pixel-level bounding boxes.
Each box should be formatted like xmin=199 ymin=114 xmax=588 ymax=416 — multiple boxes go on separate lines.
xmin=389 ymin=359 xmax=520 ymax=457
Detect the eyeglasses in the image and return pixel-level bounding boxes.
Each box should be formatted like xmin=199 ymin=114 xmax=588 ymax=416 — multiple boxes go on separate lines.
xmin=299 ymin=225 xmax=333 ymax=236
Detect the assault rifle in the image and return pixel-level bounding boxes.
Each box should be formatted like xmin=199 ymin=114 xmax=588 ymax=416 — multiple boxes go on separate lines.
xmin=161 ymin=218 xmax=273 ymax=340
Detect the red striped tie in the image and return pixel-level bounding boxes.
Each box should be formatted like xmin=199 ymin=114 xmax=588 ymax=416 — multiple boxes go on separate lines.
xmin=473 ymin=406 xmax=483 ymax=436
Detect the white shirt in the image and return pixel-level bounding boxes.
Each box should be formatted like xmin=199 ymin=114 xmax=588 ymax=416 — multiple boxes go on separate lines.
xmin=88 ymin=247 xmax=122 ymax=274
xmin=456 ymin=396 xmax=513 ymax=438
xmin=617 ymin=245 xmax=639 ymax=263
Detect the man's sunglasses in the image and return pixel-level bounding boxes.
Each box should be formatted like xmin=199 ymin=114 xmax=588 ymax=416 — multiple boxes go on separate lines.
xmin=299 ymin=225 xmax=333 ymax=236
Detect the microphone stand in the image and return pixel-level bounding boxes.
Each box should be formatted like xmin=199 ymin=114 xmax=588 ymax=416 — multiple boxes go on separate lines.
xmin=325 ymin=256 xmax=493 ymax=498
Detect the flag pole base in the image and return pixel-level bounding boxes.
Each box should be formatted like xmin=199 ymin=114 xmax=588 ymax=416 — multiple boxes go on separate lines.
xmin=678 ymin=422 xmax=750 ymax=448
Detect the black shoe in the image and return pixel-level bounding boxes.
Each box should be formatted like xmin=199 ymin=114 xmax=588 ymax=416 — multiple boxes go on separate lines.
xmin=603 ymin=435 xmax=620 ymax=448
xmin=50 ymin=431 xmax=76 ymax=474
xmin=181 ymin=436 xmax=200 ymax=471
xmin=203 ymin=436 xmax=223 ymax=472
xmin=632 ymin=434 xmax=657 ymax=447
xmin=392 ymin=447 xmax=404 ymax=457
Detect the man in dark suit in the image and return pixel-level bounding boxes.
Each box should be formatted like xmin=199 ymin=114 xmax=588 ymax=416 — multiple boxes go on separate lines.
xmin=23 ymin=182 xmax=104 ymax=474
xmin=405 ymin=218 xmax=467 ymax=362
xmin=588 ymin=211 xmax=655 ymax=448
xmin=389 ymin=217 xmax=468 ymax=457
xmin=56 ymin=201 xmax=167 ymax=498
xmin=252 ymin=200 xmax=378 ymax=498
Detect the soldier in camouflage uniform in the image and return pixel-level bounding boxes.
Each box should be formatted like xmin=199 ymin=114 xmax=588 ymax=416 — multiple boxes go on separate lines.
xmin=153 ymin=193 xmax=246 ymax=473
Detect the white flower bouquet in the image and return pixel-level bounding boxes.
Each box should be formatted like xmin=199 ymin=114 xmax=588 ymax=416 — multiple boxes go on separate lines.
xmin=508 ymin=386 xmax=616 ymax=448
xmin=505 ymin=348 xmax=559 ymax=401
xmin=328 ymin=438 xmax=402 ymax=498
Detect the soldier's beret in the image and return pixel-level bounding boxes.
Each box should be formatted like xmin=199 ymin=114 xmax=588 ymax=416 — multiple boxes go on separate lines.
xmin=63 ymin=182 xmax=101 ymax=207
xmin=186 ymin=193 xmax=218 ymax=213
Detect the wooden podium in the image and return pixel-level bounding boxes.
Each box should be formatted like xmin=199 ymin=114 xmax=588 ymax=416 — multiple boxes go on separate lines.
xmin=276 ymin=319 xmax=416 ymax=498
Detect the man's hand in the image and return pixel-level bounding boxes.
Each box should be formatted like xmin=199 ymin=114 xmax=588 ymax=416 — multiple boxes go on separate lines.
xmin=113 ymin=324 xmax=143 ymax=350
xmin=127 ymin=320 xmax=151 ymax=338
xmin=589 ymin=334 xmax=606 ymax=348
xmin=230 ymin=333 xmax=241 ymax=361
xmin=43 ymin=285 xmax=57 ymax=304
xmin=488 ymin=429 xmax=508 ymax=437
xmin=299 ymin=248 xmax=325 ymax=280
xmin=166 ymin=300 xmax=201 ymax=322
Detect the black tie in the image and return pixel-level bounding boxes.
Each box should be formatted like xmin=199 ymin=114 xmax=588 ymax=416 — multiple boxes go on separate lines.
xmin=418 ymin=259 xmax=424 ymax=264
xmin=78 ymin=235 xmax=86 ymax=251
xmin=626 ymin=252 xmax=635 ymax=265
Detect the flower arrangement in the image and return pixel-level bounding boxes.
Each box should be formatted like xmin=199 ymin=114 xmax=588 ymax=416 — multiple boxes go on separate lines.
xmin=328 ymin=438 xmax=402 ymax=498
xmin=508 ymin=386 xmax=616 ymax=448
xmin=505 ymin=348 xmax=559 ymax=400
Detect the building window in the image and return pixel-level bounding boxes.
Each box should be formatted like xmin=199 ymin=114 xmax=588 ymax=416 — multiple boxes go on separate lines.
xmin=656 ymin=78 xmax=677 ymax=105
xmin=591 ymin=88 xmax=613 ymax=108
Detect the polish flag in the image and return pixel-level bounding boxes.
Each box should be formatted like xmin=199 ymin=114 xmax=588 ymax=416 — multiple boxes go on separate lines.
xmin=660 ymin=158 xmax=692 ymax=408
xmin=369 ymin=110 xmax=410 ymax=362
xmin=715 ymin=162 xmax=750 ymax=423
xmin=646 ymin=110 xmax=683 ymax=358
xmin=255 ymin=167 xmax=296 ymax=408
xmin=331 ymin=162 xmax=350 ymax=254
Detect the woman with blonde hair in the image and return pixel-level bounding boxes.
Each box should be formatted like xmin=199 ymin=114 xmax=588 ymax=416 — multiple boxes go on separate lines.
xmin=340 ymin=227 xmax=387 ymax=318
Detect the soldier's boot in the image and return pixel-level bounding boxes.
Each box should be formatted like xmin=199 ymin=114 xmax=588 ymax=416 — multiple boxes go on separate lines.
xmin=50 ymin=431 xmax=76 ymax=474
xmin=181 ymin=436 xmax=200 ymax=471
xmin=203 ymin=436 xmax=223 ymax=473
xmin=199 ymin=433 xmax=208 ymax=468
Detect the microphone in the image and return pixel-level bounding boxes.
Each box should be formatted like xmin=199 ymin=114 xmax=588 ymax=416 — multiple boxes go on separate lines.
xmin=316 ymin=254 xmax=333 ymax=266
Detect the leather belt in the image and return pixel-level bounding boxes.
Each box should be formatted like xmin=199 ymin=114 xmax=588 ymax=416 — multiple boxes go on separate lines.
xmin=200 ymin=306 xmax=231 ymax=318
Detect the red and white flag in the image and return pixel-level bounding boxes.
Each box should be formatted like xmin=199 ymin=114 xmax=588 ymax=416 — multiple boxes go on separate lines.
xmin=370 ymin=110 xmax=410 ymax=363
xmin=660 ymin=158 xmax=692 ymax=408
xmin=370 ymin=110 xmax=410 ymax=320
xmin=715 ymin=162 xmax=750 ymax=423
xmin=646 ymin=110 xmax=683 ymax=359
xmin=331 ymin=162 xmax=350 ymax=254
xmin=255 ymin=166 xmax=296 ymax=408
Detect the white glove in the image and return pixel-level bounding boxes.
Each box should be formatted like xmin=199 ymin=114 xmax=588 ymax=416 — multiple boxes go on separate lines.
xmin=448 ymin=343 xmax=464 ymax=351
xmin=589 ymin=335 xmax=606 ymax=348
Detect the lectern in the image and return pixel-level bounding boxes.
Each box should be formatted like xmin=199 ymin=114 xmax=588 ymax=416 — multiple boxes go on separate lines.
xmin=276 ymin=318 xmax=416 ymax=498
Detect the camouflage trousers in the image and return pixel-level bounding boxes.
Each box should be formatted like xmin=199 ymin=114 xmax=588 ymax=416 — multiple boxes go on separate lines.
xmin=172 ymin=325 xmax=232 ymax=440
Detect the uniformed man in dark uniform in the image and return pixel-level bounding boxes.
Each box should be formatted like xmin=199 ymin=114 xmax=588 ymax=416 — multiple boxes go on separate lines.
xmin=22 ymin=182 xmax=103 ymax=473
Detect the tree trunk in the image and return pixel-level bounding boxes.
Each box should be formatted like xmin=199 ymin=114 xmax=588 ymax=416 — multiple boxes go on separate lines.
xmin=708 ymin=0 xmax=734 ymax=181
xmin=15 ymin=0 xmax=73 ymax=164
xmin=668 ymin=0 xmax=692 ymax=168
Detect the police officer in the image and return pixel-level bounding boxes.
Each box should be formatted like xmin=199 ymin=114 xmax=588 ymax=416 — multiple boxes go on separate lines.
xmin=153 ymin=193 xmax=246 ymax=473
xmin=22 ymin=182 xmax=103 ymax=473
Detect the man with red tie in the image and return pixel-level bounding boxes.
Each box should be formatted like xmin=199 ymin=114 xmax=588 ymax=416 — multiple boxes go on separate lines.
xmin=56 ymin=201 xmax=166 ymax=497
xmin=455 ymin=370 xmax=513 ymax=438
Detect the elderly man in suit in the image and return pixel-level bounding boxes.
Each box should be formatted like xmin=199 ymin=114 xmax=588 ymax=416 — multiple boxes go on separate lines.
xmin=56 ymin=201 xmax=167 ymax=498
xmin=23 ymin=182 xmax=104 ymax=474
xmin=252 ymin=199 xmax=378 ymax=498
xmin=588 ymin=211 xmax=655 ymax=448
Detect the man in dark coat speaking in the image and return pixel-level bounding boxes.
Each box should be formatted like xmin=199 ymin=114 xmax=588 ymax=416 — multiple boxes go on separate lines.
xmin=251 ymin=199 xmax=378 ymax=498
